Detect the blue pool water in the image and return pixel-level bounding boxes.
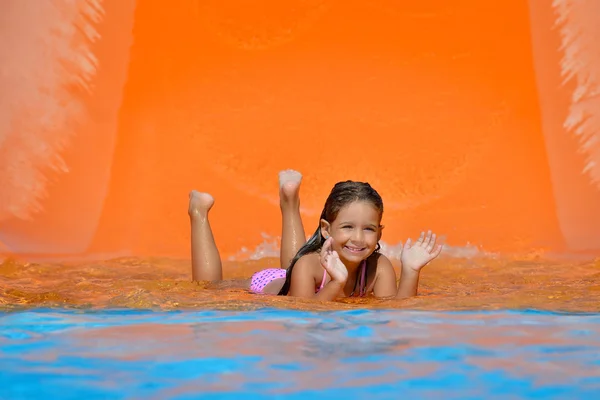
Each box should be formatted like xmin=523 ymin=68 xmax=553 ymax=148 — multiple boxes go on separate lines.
xmin=1 ymin=308 xmax=600 ymax=399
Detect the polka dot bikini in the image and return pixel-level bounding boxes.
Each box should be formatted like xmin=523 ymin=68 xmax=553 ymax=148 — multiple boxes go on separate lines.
xmin=250 ymin=268 xmax=287 ymax=293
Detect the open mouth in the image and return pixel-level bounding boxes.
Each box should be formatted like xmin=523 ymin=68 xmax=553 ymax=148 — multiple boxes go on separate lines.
xmin=344 ymin=246 xmax=366 ymax=254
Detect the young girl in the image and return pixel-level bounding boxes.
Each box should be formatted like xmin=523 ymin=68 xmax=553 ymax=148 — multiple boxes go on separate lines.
xmin=188 ymin=170 xmax=442 ymax=301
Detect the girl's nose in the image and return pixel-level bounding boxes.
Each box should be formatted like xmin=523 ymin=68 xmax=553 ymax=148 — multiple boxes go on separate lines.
xmin=351 ymin=229 xmax=365 ymax=242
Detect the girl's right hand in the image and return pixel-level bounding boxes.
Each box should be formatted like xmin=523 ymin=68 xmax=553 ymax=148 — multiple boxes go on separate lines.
xmin=320 ymin=237 xmax=348 ymax=283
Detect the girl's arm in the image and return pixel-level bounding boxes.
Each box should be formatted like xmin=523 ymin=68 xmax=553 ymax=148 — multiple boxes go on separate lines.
xmin=396 ymin=268 xmax=420 ymax=298
xmin=372 ymin=254 xmax=422 ymax=298
xmin=397 ymin=231 xmax=443 ymax=298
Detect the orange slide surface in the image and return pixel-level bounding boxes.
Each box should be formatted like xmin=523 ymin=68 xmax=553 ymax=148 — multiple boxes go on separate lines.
xmin=1 ymin=0 xmax=600 ymax=261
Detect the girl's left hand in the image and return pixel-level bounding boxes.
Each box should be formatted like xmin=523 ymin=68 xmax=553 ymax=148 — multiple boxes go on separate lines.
xmin=401 ymin=230 xmax=443 ymax=272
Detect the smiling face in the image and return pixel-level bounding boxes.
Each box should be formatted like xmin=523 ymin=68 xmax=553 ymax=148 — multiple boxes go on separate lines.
xmin=320 ymin=200 xmax=382 ymax=266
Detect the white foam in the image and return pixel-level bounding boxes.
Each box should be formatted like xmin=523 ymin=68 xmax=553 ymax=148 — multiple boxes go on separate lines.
xmin=227 ymin=232 xmax=493 ymax=261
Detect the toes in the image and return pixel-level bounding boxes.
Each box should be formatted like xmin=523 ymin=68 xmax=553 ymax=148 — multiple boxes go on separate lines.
xmin=188 ymin=191 xmax=214 ymax=212
xmin=278 ymin=169 xmax=303 ymax=187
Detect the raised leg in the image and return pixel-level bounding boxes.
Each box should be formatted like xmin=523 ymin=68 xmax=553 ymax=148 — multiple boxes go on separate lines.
xmin=279 ymin=170 xmax=307 ymax=269
xmin=188 ymin=190 xmax=223 ymax=281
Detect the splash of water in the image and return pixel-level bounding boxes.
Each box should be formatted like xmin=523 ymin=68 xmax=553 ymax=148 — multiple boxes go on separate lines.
xmin=228 ymin=232 xmax=490 ymax=261
xmin=0 ymin=0 xmax=103 ymax=222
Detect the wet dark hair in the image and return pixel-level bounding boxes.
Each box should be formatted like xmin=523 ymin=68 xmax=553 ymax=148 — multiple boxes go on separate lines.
xmin=278 ymin=180 xmax=384 ymax=296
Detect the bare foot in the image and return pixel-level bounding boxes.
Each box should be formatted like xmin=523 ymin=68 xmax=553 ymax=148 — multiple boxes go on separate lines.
xmin=278 ymin=169 xmax=302 ymax=207
xmin=188 ymin=191 xmax=214 ymax=219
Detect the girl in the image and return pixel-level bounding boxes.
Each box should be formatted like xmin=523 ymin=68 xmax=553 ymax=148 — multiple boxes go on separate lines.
xmin=188 ymin=170 xmax=442 ymax=301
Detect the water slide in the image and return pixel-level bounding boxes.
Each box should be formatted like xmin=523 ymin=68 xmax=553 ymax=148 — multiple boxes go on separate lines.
xmin=1 ymin=0 xmax=599 ymax=261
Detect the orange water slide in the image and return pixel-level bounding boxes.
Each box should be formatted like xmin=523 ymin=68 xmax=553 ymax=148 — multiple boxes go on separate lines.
xmin=1 ymin=0 xmax=599 ymax=260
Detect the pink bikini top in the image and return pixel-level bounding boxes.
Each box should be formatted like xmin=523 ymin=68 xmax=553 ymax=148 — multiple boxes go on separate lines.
xmin=317 ymin=260 xmax=367 ymax=297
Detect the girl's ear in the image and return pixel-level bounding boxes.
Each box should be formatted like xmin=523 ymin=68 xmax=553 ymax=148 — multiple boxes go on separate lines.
xmin=320 ymin=219 xmax=331 ymax=239
xmin=378 ymin=225 xmax=385 ymax=241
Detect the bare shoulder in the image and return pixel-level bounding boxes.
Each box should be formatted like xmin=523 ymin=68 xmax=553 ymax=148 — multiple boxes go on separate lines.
xmin=375 ymin=253 xmax=395 ymax=271
xmin=288 ymin=252 xmax=325 ymax=296
xmin=370 ymin=253 xmax=397 ymax=298
xmin=372 ymin=253 xmax=396 ymax=280
xmin=292 ymin=253 xmax=322 ymax=276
